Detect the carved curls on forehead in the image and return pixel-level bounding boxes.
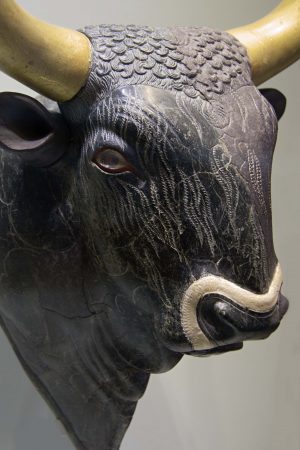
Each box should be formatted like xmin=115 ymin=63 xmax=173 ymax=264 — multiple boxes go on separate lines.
xmin=60 ymin=25 xmax=251 ymax=125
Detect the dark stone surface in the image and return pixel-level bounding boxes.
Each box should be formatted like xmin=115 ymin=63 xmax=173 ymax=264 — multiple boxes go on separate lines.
xmin=0 ymin=25 xmax=287 ymax=449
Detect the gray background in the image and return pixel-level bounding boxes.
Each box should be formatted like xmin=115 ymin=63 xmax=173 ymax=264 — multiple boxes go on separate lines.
xmin=0 ymin=0 xmax=299 ymax=449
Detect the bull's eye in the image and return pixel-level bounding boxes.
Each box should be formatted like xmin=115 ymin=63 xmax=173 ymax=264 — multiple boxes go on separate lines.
xmin=92 ymin=148 xmax=133 ymax=174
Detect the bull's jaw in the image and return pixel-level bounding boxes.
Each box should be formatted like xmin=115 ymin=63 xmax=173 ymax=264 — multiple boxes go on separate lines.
xmin=83 ymin=260 xmax=183 ymax=374
xmin=180 ymin=263 xmax=288 ymax=353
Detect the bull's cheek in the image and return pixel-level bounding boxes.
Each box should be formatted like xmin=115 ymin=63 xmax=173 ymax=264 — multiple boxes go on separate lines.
xmin=99 ymin=291 xmax=182 ymax=373
xmin=153 ymin=307 xmax=196 ymax=353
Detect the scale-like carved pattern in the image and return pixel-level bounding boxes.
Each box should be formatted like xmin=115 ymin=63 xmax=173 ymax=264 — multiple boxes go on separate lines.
xmin=82 ymin=24 xmax=249 ymax=101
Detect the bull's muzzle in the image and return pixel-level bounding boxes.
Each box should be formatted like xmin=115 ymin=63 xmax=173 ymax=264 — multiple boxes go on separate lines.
xmin=181 ymin=264 xmax=288 ymax=352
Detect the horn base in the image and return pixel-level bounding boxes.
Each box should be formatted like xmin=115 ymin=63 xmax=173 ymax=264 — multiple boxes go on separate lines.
xmin=0 ymin=0 xmax=92 ymax=101
xmin=228 ymin=0 xmax=300 ymax=85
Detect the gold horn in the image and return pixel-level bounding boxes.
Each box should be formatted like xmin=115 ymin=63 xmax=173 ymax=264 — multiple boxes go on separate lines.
xmin=228 ymin=0 xmax=300 ymax=85
xmin=0 ymin=0 xmax=92 ymax=102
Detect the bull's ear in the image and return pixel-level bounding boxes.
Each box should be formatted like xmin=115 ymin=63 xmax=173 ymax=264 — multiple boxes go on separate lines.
xmin=0 ymin=92 xmax=69 ymax=167
xmin=259 ymin=88 xmax=286 ymax=121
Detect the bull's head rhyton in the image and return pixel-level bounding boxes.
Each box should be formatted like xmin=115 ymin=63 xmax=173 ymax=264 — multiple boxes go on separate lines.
xmin=0 ymin=1 xmax=299 ymax=449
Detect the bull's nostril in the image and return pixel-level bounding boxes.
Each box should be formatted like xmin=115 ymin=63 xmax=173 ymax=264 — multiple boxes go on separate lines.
xmin=197 ymin=296 xmax=236 ymax=343
xmin=214 ymin=301 xmax=228 ymax=316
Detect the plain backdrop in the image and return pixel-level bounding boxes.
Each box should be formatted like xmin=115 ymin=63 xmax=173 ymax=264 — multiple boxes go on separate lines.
xmin=0 ymin=1 xmax=299 ymax=449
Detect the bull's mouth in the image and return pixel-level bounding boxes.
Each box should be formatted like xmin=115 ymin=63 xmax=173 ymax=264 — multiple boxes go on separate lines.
xmin=186 ymin=342 xmax=244 ymax=356
xmin=180 ymin=264 xmax=288 ymax=354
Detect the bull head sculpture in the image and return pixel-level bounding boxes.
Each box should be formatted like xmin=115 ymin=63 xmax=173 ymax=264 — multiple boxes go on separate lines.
xmin=0 ymin=1 xmax=299 ymax=449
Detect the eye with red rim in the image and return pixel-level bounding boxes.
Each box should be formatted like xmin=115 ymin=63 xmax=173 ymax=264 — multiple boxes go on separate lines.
xmin=92 ymin=147 xmax=135 ymax=174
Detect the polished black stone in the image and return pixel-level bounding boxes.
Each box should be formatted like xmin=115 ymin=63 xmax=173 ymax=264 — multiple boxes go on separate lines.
xmin=0 ymin=25 xmax=287 ymax=450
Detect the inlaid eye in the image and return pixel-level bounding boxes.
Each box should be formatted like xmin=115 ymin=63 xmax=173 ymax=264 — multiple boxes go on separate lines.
xmin=92 ymin=148 xmax=134 ymax=174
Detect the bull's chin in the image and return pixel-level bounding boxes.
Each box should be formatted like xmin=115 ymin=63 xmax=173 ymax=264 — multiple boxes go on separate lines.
xmin=185 ymin=341 xmax=244 ymax=357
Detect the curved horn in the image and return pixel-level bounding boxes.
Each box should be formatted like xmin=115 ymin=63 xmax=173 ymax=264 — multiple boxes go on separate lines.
xmin=228 ymin=0 xmax=300 ymax=85
xmin=0 ymin=0 xmax=91 ymax=102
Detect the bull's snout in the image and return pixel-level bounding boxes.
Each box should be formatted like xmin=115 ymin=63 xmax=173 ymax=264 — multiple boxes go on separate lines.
xmin=197 ymin=292 xmax=288 ymax=348
xmin=181 ymin=264 xmax=288 ymax=352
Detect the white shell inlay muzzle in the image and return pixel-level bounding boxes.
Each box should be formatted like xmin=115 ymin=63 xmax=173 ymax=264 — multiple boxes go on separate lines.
xmin=180 ymin=264 xmax=283 ymax=350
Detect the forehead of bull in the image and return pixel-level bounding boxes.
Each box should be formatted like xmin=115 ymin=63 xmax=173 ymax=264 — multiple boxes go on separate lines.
xmin=61 ymin=25 xmax=251 ymax=123
xmin=60 ymin=23 xmax=277 ymax=199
